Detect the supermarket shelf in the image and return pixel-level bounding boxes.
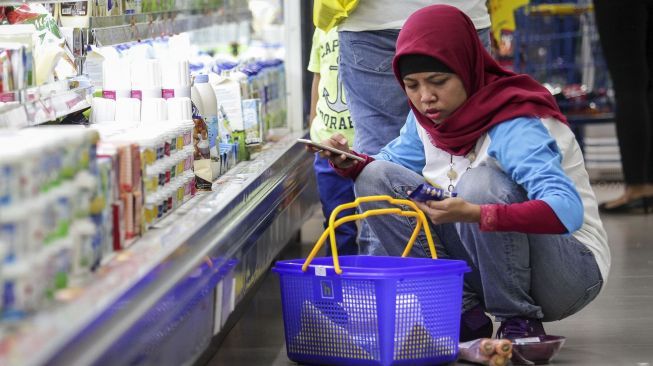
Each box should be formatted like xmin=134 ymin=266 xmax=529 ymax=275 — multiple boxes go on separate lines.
xmin=0 ymin=6 xmax=249 ymax=127
xmin=90 ymin=7 xmax=251 ymax=46
xmin=0 ymin=134 xmax=318 ymax=366
xmin=0 ymin=0 xmax=75 ymax=4
xmin=0 ymin=79 xmax=92 ymax=128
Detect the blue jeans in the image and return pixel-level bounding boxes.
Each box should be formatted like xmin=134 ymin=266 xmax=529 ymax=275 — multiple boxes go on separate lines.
xmin=354 ymin=161 xmax=603 ymax=321
xmin=339 ymin=27 xmax=491 ymax=255
xmin=314 ymin=154 xmax=358 ymax=255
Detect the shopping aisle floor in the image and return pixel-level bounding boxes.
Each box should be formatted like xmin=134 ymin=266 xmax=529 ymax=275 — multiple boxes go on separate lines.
xmin=207 ymin=183 xmax=653 ymax=366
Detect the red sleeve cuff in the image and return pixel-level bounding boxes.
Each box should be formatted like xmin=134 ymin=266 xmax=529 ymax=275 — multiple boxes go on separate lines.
xmin=479 ymin=204 xmax=500 ymax=231
xmin=479 ymin=200 xmax=567 ymax=234
xmin=329 ymin=152 xmax=374 ymax=180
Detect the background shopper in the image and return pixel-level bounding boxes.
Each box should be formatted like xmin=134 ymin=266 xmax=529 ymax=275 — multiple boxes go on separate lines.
xmin=594 ymin=0 xmax=653 ymax=214
xmin=308 ymin=27 xmax=358 ymax=255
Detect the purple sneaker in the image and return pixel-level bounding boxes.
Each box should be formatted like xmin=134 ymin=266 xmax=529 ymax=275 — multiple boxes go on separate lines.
xmin=496 ymin=317 xmax=546 ymax=340
xmin=459 ymin=305 xmax=493 ymax=342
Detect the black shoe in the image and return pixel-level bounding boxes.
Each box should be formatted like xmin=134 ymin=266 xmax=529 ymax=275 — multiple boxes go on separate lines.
xmin=460 ymin=305 xmax=493 ymax=342
xmin=598 ymin=196 xmax=653 ymax=214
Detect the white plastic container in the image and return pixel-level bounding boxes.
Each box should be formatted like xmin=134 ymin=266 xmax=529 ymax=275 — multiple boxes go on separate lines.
xmin=131 ymin=59 xmax=162 ymax=100
xmin=181 ymin=120 xmax=195 ymax=147
xmin=190 ymin=84 xmax=205 ymax=118
xmin=141 ymin=98 xmax=168 ymax=123
xmin=0 ymin=202 xmax=29 ymax=261
xmin=144 ymin=194 xmax=157 ymax=228
xmin=115 ymin=98 xmax=141 ymax=122
xmin=102 ymin=59 xmax=132 ymax=99
xmin=2 ymin=259 xmax=40 ymax=314
xmin=193 ymin=74 xmax=219 ymax=156
xmin=161 ymin=59 xmax=191 ymax=99
xmin=166 ymin=97 xmax=193 ymax=121
xmin=0 ymin=146 xmax=22 ymax=207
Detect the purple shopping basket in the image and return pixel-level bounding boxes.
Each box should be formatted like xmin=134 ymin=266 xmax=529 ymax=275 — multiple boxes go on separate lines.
xmin=273 ymin=196 xmax=470 ymax=366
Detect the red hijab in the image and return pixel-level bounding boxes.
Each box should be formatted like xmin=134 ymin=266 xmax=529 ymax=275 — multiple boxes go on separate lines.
xmin=392 ymin=5 xmax=567 ymax=156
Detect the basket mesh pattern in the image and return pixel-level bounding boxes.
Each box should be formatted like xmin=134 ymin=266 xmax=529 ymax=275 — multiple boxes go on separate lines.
xmin=282 ymin=276 xmax=379 ymax=361
xmin=276 ymin=257 xmax=466 ymax=365
xmin=393 ymin=275 xmax=461 ymax=360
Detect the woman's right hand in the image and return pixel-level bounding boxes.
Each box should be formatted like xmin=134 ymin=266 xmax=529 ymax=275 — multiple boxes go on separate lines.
xmin=317 ymin=133 xmax=359 ymax=169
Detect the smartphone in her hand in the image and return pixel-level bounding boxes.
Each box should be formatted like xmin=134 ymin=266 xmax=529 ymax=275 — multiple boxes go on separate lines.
xmin=297 ymin=138 xmax=365 ymax=162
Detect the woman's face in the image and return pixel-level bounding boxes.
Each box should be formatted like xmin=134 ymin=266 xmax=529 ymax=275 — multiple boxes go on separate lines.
xmin=403 ymin=71 xmax=468 ymax=124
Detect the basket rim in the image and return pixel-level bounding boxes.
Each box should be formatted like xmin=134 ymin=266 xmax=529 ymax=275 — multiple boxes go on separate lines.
xmin=272 ymin=255 xmax=470 ymax=278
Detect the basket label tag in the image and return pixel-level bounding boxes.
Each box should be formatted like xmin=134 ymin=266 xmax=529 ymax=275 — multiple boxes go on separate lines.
xmin=320 ymin=280 xmax=335 ymax=299
xmin=312 ymin=277 xmax=343 ymax=302
xmin=315 ymin=266 xmax=327 ymax=276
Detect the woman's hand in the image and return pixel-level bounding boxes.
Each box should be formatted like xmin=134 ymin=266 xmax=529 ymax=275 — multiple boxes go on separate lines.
xmin=413 ymin=197 xmax=481 ymax=225
xmin=305 ymin=133 xmax=359 ymax=169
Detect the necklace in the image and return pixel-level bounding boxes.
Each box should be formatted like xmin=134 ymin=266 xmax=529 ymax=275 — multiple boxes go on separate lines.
xmin=447 ymin=151 xmax=477 ymax=192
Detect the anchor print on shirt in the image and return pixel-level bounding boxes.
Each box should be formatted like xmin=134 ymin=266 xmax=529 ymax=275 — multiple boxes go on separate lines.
xmin=323 ymin=57 xmax=348 ymax=114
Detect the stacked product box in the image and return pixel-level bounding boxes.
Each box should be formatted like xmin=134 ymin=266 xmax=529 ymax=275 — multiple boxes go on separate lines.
xmin=0 ymin=127 xmax=104 ymax=317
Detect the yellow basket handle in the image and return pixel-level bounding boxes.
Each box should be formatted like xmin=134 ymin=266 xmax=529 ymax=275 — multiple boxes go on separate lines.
xmin=302 ymin=195 xmax=437 ymax=274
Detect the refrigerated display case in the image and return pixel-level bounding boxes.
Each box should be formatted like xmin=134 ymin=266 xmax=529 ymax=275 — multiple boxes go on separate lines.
xmin=0 ymin=1 xmax=317 ymax=364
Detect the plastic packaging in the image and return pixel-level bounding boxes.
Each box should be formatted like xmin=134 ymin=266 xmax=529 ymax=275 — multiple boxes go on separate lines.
xmin=511 ymin=335 xmax=566 ymax=365
xmin=192 ymin=74 xmax=219 ymax=151
xmin=409 ymin=183 xmax=457 ymax=202
xmin=130 ymin=59 xmax=162 ymax=100
xmin=161 ymin=59 xmax=191 ymax=99
xmin=0 ymin=202 xmax=29 ymax=261
xmin=2 ymin=259 xmax=40 ymax=316
xmin=459 ymin=338 xmax=513 ymax=366
xmin=102 ymin=59 xmax=131 ymax=99
xmin=0 ymin=146 xmax=22 ymax=207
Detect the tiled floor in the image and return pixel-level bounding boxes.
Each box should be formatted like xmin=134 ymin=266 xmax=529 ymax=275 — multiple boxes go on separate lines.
xmin=208 ymin=183 xmax=653 ymax=366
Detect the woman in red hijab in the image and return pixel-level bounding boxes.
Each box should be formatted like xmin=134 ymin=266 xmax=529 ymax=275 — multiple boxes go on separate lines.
xmin=318 ymin=4 xmax=609 ymax=347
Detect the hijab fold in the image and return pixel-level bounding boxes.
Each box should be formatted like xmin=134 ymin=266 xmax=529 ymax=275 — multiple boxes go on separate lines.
xmin=392 ymin=5 xmax=567 ymax=156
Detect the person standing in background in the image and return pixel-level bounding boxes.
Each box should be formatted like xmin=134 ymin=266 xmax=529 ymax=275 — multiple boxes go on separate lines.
xmin=594 ymin=1 xmax=653 ymax=214
xmin=308 ymin=27 xmax=359 ymax=255
xmin=337 ymin=0 xmax=493 ymax=253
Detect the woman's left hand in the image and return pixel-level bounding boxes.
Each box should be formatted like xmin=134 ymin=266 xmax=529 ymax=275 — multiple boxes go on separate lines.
xmin=413 ymin=197 xmax=482 ymax=225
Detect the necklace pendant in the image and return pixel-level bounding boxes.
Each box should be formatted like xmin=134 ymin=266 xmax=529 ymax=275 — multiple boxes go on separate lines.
xmin=447 ymin=169 xmax=458 ymax=180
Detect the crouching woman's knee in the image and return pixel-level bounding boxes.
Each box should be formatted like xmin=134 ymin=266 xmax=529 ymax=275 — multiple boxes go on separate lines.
xmin=455 ymin=165 xmax=527 ymax=205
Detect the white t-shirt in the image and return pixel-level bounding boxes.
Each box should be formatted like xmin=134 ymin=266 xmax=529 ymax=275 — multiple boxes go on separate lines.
xmin=339 ymin=0 xmax=491 ymax=31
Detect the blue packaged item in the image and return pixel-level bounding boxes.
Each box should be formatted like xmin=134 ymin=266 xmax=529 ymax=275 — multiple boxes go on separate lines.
xmin=409 ymin=183 xmax=457 ymax=202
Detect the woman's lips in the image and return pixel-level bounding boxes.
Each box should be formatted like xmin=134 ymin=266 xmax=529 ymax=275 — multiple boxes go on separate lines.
xmin=425 ymin=109 xmax=442 ymax=120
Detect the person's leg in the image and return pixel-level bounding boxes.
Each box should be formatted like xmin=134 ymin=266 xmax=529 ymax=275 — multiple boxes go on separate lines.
xmin=313 ymin=154 xmax=358 ymax=255
xmin=354 ymin=161 xmax=492 ymax=340
xmin=354 ymin=161 xmax=484 ymax=304
xmin=476 ymin=27 xmax=492 ymax=53
xmin=595 ymin=1 xmax=653 ymax=208
xmin=357 ymin=221 xmax=387 ymax=255
xmin=454 ymin=166 xmax=603 ymax=333
xmin=338 ymin=30 xmax=410 ymax=155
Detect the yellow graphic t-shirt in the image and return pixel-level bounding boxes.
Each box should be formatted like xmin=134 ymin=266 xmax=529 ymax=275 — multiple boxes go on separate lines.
xmin=308 ymin=28 xmax=355 ymax=146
